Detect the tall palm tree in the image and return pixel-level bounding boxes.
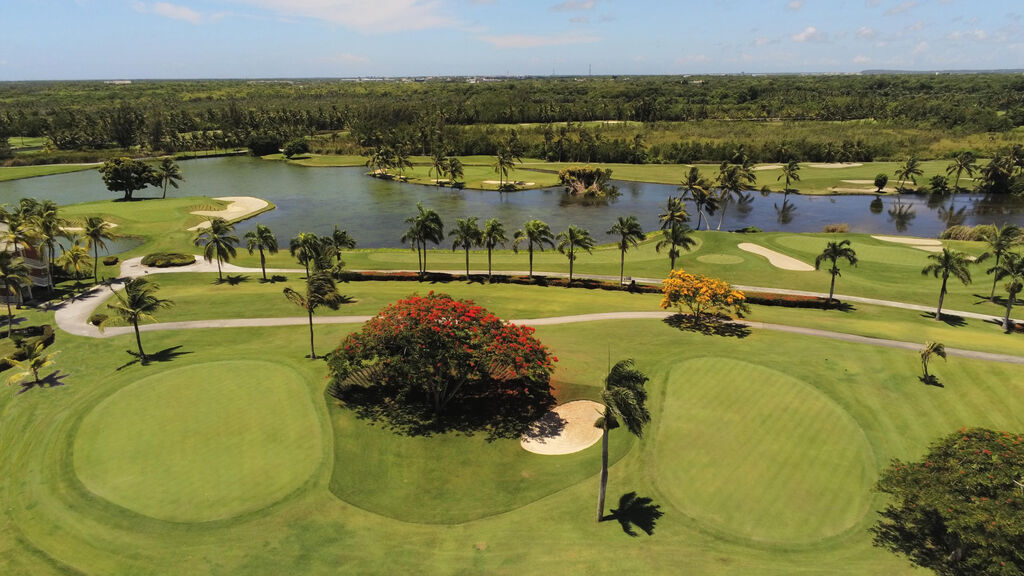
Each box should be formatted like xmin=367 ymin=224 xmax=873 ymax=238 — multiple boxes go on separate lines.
xmin=894 ymin=155 xmax=923 ymax=192
xmin=493 ymin=149 xmax=516 ymax=189
xmin=655 ymin=225 xmax=696 ymax=271
xmin=715 ymin=162 xmax=757 ymax=230
xmin=481 ymin=218 xmax=507 ymax=281
xmin=814 ymin=240 xmax=858 ymax=303
xmin=945 ymin=151 xmax=978 ymax=194
xmin=977 ymin=224 xmax=1022 ymax=300
xmin=449 ymin=217 xmax=482 ymax=277
xmin=556 ymin=225 xmax=595 ymax=282
xmin=30 ymin=200 xmax=63 ymax=291
xmin=290 ymin=232 xmax=322 ymax=278
xmin=55 ymin=239 xmax=92 ymax=286
xmin=0 ymin=252 xmax=30 ymax=334
xmin=921 ymin=248 xmax=973 ymax=321
xmin=245 ymin=224 xmax=279 ymax=281
xmin=5 ymin=342 xmax=57 ymax=388
xmin=920 ymin=341 xmax=946 ymax=381
xmin=680 ymin=166 xmax=715 ymax=230
xmin=194 ymin=217 xmax=239 ymax=282
xmin=658 ymin=196 xmax=689 ymax=235
xmin=777 ymin=160 xmax=801 ymax=193
xmin=83 ymin=216 xmax=114 ymax=284
xmin=429 ymin=150 xmax=447 ymax=186
xmin=329 ymin=226 xmax=356 ymax=268
xmin=607 ymin=216 xmax=646 ymax=286
xmin=392 ymin=145 xmax=413 ymax=179
xmin=446 ymin=157 xmax=464 ymax=186
xmin=101 ymin=277 xmax=173 ymax=362
xmin=991 ymin=252 xmax=1024 ymax=330
xmin=513 ymin=219 xmax=555 ymax=279
xmin=403 ymin=203 xmax=444 ymax=274
xmin=597 ymin=359 xmax=650 ymax=522
xmin=156 ymin=157 xmax=183 ymax=199
xmin=283 ymin=271 xmax=344 ymax=359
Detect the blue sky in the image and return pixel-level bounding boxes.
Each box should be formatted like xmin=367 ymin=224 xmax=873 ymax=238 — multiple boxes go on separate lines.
xmin=1 ymin=0 xmax=1021 ymax=80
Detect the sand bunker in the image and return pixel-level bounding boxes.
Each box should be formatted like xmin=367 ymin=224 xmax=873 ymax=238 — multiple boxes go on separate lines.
xmin=62 ymin=222 xmax=119 ymax=233
xmin=872 ymin=235 xmax=945 ymax=253
xmin=737 ymin=243 xmax=815 ymax=271
xmin=808 ymin=163 xmax=863 ymax=169
xmin=829 ymin=187 xmax=894 ymax=194
xmin=483 ymin=180 xmax=536 ymax=186
xmin=188 ymin=197 xmax=270 ymax=231
xmin=521 ymin=400 xmax=604 ymax=455
xmin=753 ymin=164 xmax=782 ymax=171
xmin=841 ymin=180 xmax=879 ymax=185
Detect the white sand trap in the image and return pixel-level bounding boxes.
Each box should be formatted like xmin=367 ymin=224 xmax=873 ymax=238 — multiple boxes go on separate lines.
xmin=829 ymin=187 xmax=896 ymax=194
xmin=842 ymin=180 xmax=880 ymax=184
xmin=483 ymin=180 xmax=536 ymax=186
xmin=61 ymin=222 xmax=119 ymax=233
xmin=737 ymin=243 xmax=815 ymax=271
xmin=752 ymin=164 xmax=782 ymax=171
xmin=188 ymin=196 xmax=270 ymax=231
xmin=808 ymin=163 xmax=863 ymax=169
xmin=871 ymin=235 xmax=942 ymax=246
xmin=521 ymin=400 xmax=604 ymax=455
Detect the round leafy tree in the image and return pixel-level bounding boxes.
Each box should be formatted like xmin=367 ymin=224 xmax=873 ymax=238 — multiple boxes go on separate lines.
xmin=873 ymin=427 xmax=1024 ymax=574
xmin=327 ymin=293 xmax=556 ymax=436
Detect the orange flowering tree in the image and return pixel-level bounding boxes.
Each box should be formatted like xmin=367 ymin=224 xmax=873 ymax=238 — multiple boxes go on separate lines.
xmin=660 ymin=269 xmax=748 ymax=322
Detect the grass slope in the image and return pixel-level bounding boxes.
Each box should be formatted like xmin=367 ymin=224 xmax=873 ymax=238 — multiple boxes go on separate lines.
xmin=0 ymin=164 xmax=97 ymax=182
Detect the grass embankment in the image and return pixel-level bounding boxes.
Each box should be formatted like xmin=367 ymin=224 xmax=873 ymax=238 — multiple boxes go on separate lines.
xmin=0 ymin=163 xmax=97 ymax=182
xmin=4 ymin=311 xmax=1024 ymax=574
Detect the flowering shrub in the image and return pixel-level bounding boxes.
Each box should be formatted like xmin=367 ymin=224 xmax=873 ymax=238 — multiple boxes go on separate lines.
xmin=327 ymin=292 xmax=556 ymax=417
xmin=660 ymin=269 xmax=748 ymax=321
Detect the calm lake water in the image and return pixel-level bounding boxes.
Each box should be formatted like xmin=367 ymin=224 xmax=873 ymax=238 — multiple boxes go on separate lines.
xmin=2 ymin=157 xmax=1023 ymax=248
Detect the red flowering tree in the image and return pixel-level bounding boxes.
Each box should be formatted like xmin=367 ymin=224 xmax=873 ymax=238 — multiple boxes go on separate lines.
xmin=327 ymin=293 xmax=556 ymax=431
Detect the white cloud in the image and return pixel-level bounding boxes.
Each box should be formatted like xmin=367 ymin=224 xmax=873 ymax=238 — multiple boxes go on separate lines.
xmin=947 ymin=28 xmax=989 ymax=41
xmin=227 ymin=0 xmax=454 ymax=32
xmin=885 ymin=1 xmax=917 ymax=16
xmin=856 ymin=26 xmax=875 ymax=38
xmin=787 ymin=0 xmax=804 ymax=10
xmin=853 ymin=55 xmax=870 ymax=63
xmin=133 ymin=2 xmax=203 ymax=24
xmin=912 ymin=40 xmax=928 ymax=54
xmin=479 ymin=32 xmax=600 ymax=48
xmin=550 ymin=0 xmax=595 ymax=11
xmin=906 ymin=20 xmax=924 ymax=32
xmin=791 ymin=26 xmax=825 ymax=42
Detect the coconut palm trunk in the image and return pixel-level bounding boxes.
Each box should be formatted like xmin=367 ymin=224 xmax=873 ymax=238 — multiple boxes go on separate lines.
xmin=1004 ymin=297 xmax=1015 ymax=331
xmin=132 ymin=318 xmax=146 ymax=360
xmin=828 ymin=267 xmax=838 ymax=302
xmin=568 ymin=247 xmax=575 ymax=282
xmin=487 ymin=248 xmax=493 ymax=281
xmin=464 ymin=247 xmax=471 ymax=277
xmin=619 ymin=250 xmax=626 ymax=286
xmin=935 ymin=274 xmax=949 ymax=320
xmin=93 ymin=243 xmax=100 ymax=284
xmin=991 ymin=254 xmax=1002 ymax=300
xmin=528 ymin=245 xmax=534 ymax=278
xmin=258 ymin=246 xmax=267 ymax=280
xmin=597 ymin=424 xmax=610 ymax=522
xmin=307 ymin=307 xmax=316 ymax=359
xmin=6 ymin=300 xmax=13 ymax=336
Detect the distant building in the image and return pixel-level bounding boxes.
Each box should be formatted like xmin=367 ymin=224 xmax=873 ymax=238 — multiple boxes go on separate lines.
xmin=0 ymin=223 xmax=53 ymax=304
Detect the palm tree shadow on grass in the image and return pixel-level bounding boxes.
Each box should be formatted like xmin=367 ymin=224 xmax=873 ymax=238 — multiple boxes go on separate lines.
xmin=918 ymin=312 xmax=967 ymax=327
xmin=260 ymin=275 xmax=289 ymax=284
xmin=214 ymin=274 xmax=250 ymax=286
xmin=662 ymin=314 xmax=751 ymax=338
xmin=605 ymin=492 xmax=664 ymax=536
xmin=116 ymin=346 xmax=192 ymax=371
xmin=15 ymin=370 xmax=69 ymax=395
xmin=919 ymin=374 xmax=945 ymax=387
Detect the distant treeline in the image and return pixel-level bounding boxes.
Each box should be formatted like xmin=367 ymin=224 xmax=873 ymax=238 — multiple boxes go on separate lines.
xmin=1 ymin=75 xmax=1023 ymax=164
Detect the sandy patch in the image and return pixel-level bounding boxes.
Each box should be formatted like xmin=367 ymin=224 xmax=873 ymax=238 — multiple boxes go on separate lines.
xmin=521 ymin=400 xmax=604 ymax=455
xmin=753 ymin=164 xmax=782 ymax=171
xmin=871 ymin=235 xmax=942 ymax=246
xmin=737 ymin=243 xmax=815 ymax=271
xmin=188 ymin=196 xmax=270 ymax=231
xmin=61 ymin=222 xmax=119 ymax=233
xmin=808 ymin=163 xmax=863 ymax=169
xmin=841 ymin=180 xmax=879 ymax=185
xmin=829 ymin=187 xmax=896 ymax=194
xmin=483 ymin=180 xmax=536 ymax=186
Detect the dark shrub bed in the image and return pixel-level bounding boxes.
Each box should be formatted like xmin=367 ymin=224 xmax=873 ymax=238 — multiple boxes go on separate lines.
xmin=141 ymin=252 xmax=195 ymax=268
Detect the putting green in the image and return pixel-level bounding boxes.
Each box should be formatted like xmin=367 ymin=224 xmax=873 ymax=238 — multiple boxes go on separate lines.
xmin=73 ymin=361 xmax=322 ymax=523
xmin=655 ymin=358 xmax=875 ymax=544
xmin=773 ymin=234 xmax=930 ymax=267
xmin=696 ymin=254 xmax=745 ymax=265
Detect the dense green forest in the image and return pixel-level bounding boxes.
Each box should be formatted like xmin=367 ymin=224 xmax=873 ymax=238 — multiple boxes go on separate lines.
xmin=1 ymin=74 xmax=1023 ymax=165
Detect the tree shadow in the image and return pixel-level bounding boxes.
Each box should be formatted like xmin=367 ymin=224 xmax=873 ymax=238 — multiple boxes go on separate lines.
xmin=919 ymin=312 xmax=966 ymax=327
xmin=606 ymin=492 xmax=664 ymax=536
xmin=824 ymin=301 xmax=856 ymax=312
xmin=662 ymin=314 xmax=751 ymax=338
xmin=116 ymin=346 xmax=192 ymax=370
xmin=15 ymin=370 xmax=70 ymax=394
xmin=260 ymin=275 xmax=288 ymax=284
xmin=919 ymin=374 xmax=945 ymax=388
xmin=520 ymin=410 xmax=567 ymax=444
xmin=214 ymin=274 xmax=250 ymax=285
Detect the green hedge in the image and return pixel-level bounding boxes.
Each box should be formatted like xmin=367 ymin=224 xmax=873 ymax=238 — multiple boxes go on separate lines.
xmin=141 ymin=252 xmax=195 ymax=268
xmin=102 ymin=256 xmax=119 ymax=266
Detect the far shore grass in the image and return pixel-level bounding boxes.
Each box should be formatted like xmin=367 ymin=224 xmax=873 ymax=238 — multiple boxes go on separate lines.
xmin=0 ymin=163 xmax=98 ymax=182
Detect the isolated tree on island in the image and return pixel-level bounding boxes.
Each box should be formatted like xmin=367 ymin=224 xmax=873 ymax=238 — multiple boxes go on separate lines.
xmin=83 ymin=216 xmax=114 ymax=284
xmin=607 ymin=216 xmax=646 ymax=286
xmin=872 ymin=427 xmax=1024 ymax=574
xmin=194 ymin=217 xmax=239 ymax=282
xmin=450 ymin=217 xmax=482 ymax=277
xmin=556 ymin=225 xmax=595 ymax=282
xmin=155 ymin=157 xmax=183 ymax=199
xmin=513 ymin=219 xmax=555 ymax=279
xmin=921 ymin=248 xmax=973 ymax=321
xmin=244 ymin=224 xmax=278 ymax=281
xmin=0 ymin=252 xmax=30 ymax=334
xmin=101 ymin=277 xmax=173 ymax=362
xmin=98 ymin=157 xmax=159 ymax=201
xmin=481 ymin=218 xmax=507 ymax=281
xmin=596 ymin=359 xmax=650 ymax=522
xmin=814 ymin=240 xmax=858 ymax=304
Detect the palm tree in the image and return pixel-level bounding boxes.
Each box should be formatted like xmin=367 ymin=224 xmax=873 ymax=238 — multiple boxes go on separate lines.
xmin=715 ymin=162 xmax=756 ymax=230
xmin=283 ymin=271 xmax=344 ymax=359
xmin=245 ymin=224 xmax=278 ymax=281
xmin=921 ymin=248 xmax=973 ymax=321
xmin=894 ymin=155 xmax=923 ymax=192
xmin=290 ymin=232 xmax=322 ymax=278
xmin=481 ymin=218 xmax=507 ymax=281
xmin=429 ymin=150 xmax=447 ymax=186
xmin=596 ymin=359 xmax=650 ymax=522
xmin=814 ymin=240 xmax=858 ymax=304
xmin=493 ymin=149 xmax=516 ymax=189
xmin=977 ymin=224 xmax=1022 ymax=300
xmin=655 ymin=225 xmax=696 ymax=271
xmin=0 ymin=252 xmax=30 ymax=334
xmin=556 ymin=225 xmax=595 ymax=282
xmin=55 ymin=239 xmax=92 ymax=286
xmin=82 ymin=216 xmax=114 ymax=284
xmin=30 ymin=200 xmax=63 ymax=291
xmin=607 ymin=216 xmax=646 ymax=286
xmin=329 ymin=226 xmax=356 ymax=268
xmin=5 ymin=342 xmax=57 ymax=388
xmin=449 ymin=217 xmax=482 ymax=277
xmin=392 ymin=145 xmax=413 ymax=179
xmin=991 ymin=252 xmax=1024 ymax=330
xmin=513 ymin=219 xmax=555 ymax=279
xmin=446 ymin=157 xmax=464 ymax=186
xmin=920 ymin=341 xmax=946 ymax=381
xmin=680 ymin=166 xmax=715 ymax=230
xmin=945 ymin=152 xmax=978 ymax=194
xmin=156 ymin=157 xmax=183 ymax=199
xmin=777 ymin=160 xmax=801 ymax=193
xmin=194 ymin=217 xmax=239 ymax=282
xmin=402 ymin=203 xmax=444 ymax=275
xmin=101 ymin=277 xmax=173 ymax=362
xmin=658 ymin=196 xmax=689 ymax=235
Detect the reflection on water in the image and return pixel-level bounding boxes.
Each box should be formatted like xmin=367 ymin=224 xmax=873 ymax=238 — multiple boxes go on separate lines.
xmin=2 ymin=157 xmax=1024 ymax=248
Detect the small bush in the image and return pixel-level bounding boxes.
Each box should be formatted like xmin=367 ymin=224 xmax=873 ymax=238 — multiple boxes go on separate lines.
xmin=247 ymin=133 xmax=282 ymax=157
xmin=939 ymin=224 xmax=997 ymax=241
xmin=744 ymin=292 xmax=835 ymax=309
xmin=88 ymin=313 xmax=108 ymax=326
xmin=141 ymin=252 xmax=195 ymax=268
xmin=283 ymin=138 xmax=310 ymax=159
xmin=102 ymin=256 xmax=119 ymax=266
xmin=732 ymin=226 xmax=762 ymax=234
xmin=822 ymin=223 xmax=849 ymax=233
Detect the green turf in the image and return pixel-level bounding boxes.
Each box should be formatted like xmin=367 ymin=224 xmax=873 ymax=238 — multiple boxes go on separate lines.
xmin=9 ymin=136 xmax=48 ymax=150
xmin=73 ymin=360 xmax=322 ymax=522
xmin=0 ymin=163 xmax=97 ymax=182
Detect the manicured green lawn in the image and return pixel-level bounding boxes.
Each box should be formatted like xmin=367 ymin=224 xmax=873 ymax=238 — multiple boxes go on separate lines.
xmin=9 ymin=136 xmax=48 ymax=150
xmin=0 ymin=163 xmax=97 ymax=182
